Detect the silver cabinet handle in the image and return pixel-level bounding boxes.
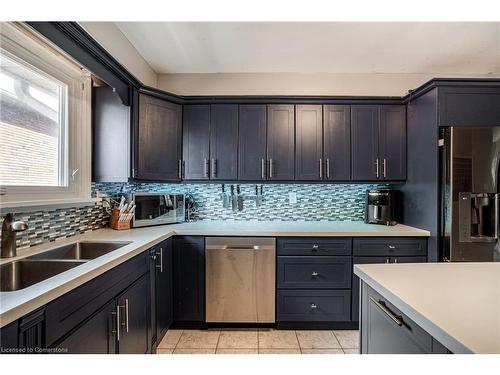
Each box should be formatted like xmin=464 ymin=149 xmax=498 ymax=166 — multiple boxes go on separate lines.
xmin=156 ymin=247 xmax=163 ymax=272
xmin=375 ymin=158 xmax=380 ymax=179
xmin=124 ymin=299 xmax=129 ymax=333
xmin=178 ymin=160 xmax=182 ymax=179
xmin=311 ymin=271 xmax=319 ymax=277
xmin=383 ymin=158 xmax=387 ymax=178
xmin=312 ymin=244 xmax=319 ymax=250
xmin=269 ymin=159 xmax=274 ymax=178
xmin=388 ymin=245 xmax=396 ymax=249
xmin=211 ymin=158 xmax=217 ymax=178
xmin=385 ymin=258 xmax=390 ymax=263
xmin=394 ymin=258 xmax=398 ymax=263
xmin=319 ymin=158 xmax=323 ymax=179
xmin=326 ymin=158 xmax=330 ymax=179
xmin=203 ymin=158 xmax=209 ymax=178
xmin=261 ymin=159 xmax=266 ymax=179
xmin=310 ymin=303 xmax=318 ymax=309
xmin=369 ymin=296 xmax=403 ymax=326
xmin=112 ymin=306 xmax=120 ymax=341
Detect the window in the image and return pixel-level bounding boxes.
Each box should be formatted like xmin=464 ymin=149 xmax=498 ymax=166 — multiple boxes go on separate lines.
xmin=0 ymin=22 xmax=92 ymax=208
xmin=0 ymin=51 xmax=68 ymax=187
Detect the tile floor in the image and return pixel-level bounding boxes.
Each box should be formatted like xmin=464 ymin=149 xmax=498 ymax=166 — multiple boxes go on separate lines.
xmin=156 ymin=329 xmax=359 ymax=354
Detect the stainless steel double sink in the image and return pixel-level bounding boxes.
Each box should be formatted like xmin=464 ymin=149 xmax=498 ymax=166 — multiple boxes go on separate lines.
xmin=0 ymin=241 xmax=131 ymax=292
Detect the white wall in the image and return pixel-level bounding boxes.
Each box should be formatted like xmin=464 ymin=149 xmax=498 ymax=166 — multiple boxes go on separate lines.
xmin=79 ymin=22 xmax=158 ymax=88
xmin=158 ymin=72 xmax=498 ymax=97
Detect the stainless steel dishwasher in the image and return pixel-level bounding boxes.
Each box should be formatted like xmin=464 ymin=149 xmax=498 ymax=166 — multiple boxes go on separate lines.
xmin=205 ymin=237 xmax=276 ymax=323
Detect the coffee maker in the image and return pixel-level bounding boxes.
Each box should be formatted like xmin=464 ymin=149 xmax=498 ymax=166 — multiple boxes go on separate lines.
xmin=365 ymin=189 xmax=398 ymax=226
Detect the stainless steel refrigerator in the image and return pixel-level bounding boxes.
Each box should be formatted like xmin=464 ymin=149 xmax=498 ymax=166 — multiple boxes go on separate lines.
xmin=440 ymin=126 xmax=500 ymax=262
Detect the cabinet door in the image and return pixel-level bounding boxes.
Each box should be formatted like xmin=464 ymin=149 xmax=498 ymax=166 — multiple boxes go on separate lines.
xmin=351 ymin=105 xmax=379 ymax=181
xmin=379 ymin=105 xmax=406 ymax=181
xmin=361 ymin=284 xmax=431 ymax=354
xmin=183 ymin=105 xmax=210 ymax=180
xmin=173 ymin=236 xmax=205 ymax=322
xmin=295 ymin=105 xmax=323 ymax=180
xmin=93 ymin=86 xmax=130 ymax=182
xmin=323 ymin=105 xmax=351 ymax=181
xmin=0 ymin=320 xmax=18 ymax=350
xmin=351 ymin=256 xmax=389 ymax=322
xmin=137 ymin=94 xmax=182 ymax=181
xmin=156 ymin=239 xmax=173 ymax=341
xmin=267 ymin=104 xmax=295 ymax=180
xmin=57 ymin=301 xmax=115 ymax=354
xmin=210 ymin=104 xmax=238 ymax=180
xmin=117 ymin=273 xmax=150 ymax=354
xmin=238 ymin=105 xmax=267 ymax=180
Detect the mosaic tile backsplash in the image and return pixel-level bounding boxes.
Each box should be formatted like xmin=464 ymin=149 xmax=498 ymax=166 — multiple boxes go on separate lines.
xmin=3 ymin=203 xmax=108 ymax=250
xmin=92 ymin=182 xmax=389 ymax=222
xmin=3 ymin=182 xmax=389 ymax=250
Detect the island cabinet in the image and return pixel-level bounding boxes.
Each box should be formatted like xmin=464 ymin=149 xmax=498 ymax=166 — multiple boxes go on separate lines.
xmin=360 ymin=283 xmax=449 ymax=354
xmin=173 ymin=236 xmax=205 ymax=324
xmin=276 ymin=238 xmax=352 ymax=325
xmin=150 ymin=239 xmax=173 ymax=349
xmin=136 ymin=94 xmax=182 ymax=181
xmin=351 ymin=105 xmax=406 ymax=181
xmin=351 ymin=237 xmax=427 ymax=321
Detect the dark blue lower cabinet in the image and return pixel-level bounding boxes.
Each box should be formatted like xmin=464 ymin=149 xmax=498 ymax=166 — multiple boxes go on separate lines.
xmin=277 ymin=256 xmax=351 ymax=289
xmin=57 ymin=301 xmax=116 ymax=354
xmin=277 ymin=289 xmax=351 ymax=322
xmin=18 ymin=308 xmax=45 ymax=352
xmin=0 ymin=321 xmax=19 ymax=353
xmin=116 ymin=273 xmax=150 ymax=354
xmin=150 ymin=238 xmax=173 ymax=348
xmin=173 ymin=236 xmax=205 ymax=322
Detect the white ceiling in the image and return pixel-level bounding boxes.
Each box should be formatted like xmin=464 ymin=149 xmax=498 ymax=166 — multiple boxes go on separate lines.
xmin=115 ymin=22 xmax=500 ymax=75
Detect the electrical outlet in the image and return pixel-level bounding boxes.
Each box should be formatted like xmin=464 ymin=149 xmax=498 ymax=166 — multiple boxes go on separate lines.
xmin=288 ymin=192 xmax=297 ymax=204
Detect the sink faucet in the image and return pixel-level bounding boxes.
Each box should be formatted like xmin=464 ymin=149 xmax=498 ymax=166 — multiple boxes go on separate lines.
xmin=1 ymin=213 xmax=28 ymax=258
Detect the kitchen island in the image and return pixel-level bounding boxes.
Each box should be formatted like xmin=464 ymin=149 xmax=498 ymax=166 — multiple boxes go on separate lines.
xmin=354 ymin=262 xmax=500 ymax=354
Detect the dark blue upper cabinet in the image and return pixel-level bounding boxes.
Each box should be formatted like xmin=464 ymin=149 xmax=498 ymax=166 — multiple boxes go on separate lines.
xmin=267 ymin=104 xmax=295 ymax=180
xmin=323 ymin=105 xmax=351 ymax=181
xmin=379 ymin=105 xmax=406 ymax=181
xmin=238 ymin=105 xmax=267 ymax=180
xmin=295 ymin=105 xmax=323 ymax=181
xmin=183 ymin=105 xmax=210 ymax=180
xmin=210 ymin=104 xmax=238 ymax=180
xmin=137 ymin=94 xmax=182 ymax=181
xmin=351 ymin=105 xmax=379 ymax=181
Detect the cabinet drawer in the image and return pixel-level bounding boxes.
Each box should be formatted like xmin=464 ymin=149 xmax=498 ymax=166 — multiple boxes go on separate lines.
xmin=277 ymin=256 xmax=351 ymax=289
xmin=362 ymin=284 xmax=432 ymax=353
xmin=46 ymin=251 xmax=149 ymax=347
xmin=277 ymin=237 xmax=352 ymax=256
xmin=353 ymin=237 xmax=427 ymax=257
xmin=277 ymin=289 xmax=351 ymax=322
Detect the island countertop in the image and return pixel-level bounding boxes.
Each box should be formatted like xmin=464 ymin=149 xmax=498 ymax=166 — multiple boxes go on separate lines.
xmin=0 ymin=220 xmax=429 ymax=328
xmin=354 ymin=262 xmax=500 ymax=354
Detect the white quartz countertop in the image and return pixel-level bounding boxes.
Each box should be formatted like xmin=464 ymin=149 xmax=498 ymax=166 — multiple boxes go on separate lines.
xmin=354 ymin=262 xmax=500 ymax=354
xmin=0 ymin=220 xmax=428 ymax=328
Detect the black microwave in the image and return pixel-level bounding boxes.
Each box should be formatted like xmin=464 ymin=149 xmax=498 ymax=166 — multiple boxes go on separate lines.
xmin=126 ymin=193 xmax=185 ymax=227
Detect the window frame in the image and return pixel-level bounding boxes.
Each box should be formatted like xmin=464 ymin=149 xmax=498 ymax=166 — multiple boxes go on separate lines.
xmin=0 ymin=22 xmax=93 ymax=209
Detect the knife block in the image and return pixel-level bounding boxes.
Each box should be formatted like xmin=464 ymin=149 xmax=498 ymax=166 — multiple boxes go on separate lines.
xmin=109 ymin=208 xmax=131 ymax=230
